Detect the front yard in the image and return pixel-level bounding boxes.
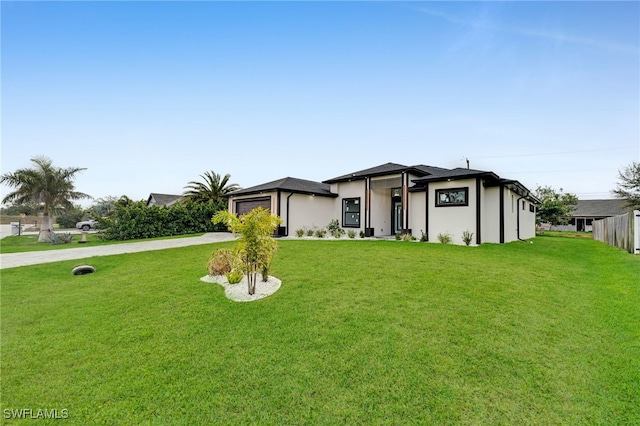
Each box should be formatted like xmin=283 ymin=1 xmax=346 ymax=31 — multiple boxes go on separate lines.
xmin=1 ymin=237 xmax=638 ymax=424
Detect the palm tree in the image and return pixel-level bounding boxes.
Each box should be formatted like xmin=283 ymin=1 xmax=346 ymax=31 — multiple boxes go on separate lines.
xmin=182 ymin=171 xmax=240 ymax=204
xmin=1 ymin=156 xmax=91 ymax=242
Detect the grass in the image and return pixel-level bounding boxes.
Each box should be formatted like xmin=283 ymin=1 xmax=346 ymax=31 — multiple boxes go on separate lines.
xmin=0 ymin=233 xmax=204 ymax=254
xmin=1 ymin=237 xmax=639 ymax=424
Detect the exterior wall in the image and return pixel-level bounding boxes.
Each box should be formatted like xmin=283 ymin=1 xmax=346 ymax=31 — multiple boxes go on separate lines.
xmin=278 ymin=193 xmax=335 ymax=234
xmin=482 ymin=186 xmax=501 ymax=243
xmin=428 ymin=178 xmax=478 ymax=244
xmin=518 ymin=198 xmax=537 ymax=240
xmin=370 ymin=187 xmax=392 ymax=235
xmin=408 ymin=191 xmax=426 ymax=238
xmin=332 ymin=180 xmax=366 ymax=231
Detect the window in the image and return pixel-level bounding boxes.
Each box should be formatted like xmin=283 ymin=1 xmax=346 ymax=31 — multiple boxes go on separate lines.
xmin=529 ymin=204 xmax=535 ymax=213
xmin=435 ymin=187 xmax=468 ymax=207
xmin=343 ymin=198 xmax=360 ymax=227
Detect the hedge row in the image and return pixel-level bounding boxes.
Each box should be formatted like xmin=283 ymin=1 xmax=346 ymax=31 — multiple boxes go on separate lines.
xmin=99 ymin=200 xmax=227 ymax=240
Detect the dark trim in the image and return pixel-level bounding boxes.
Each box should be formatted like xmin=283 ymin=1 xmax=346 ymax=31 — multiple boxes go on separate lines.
xmin=365 ymin=179 xmax=370 ymax=230
xmin=285 ymin=193 xmax=294 ymax=237
xmin=516 ymin=195 xmax=525 ymax=241
xmin=476 ymin=178 xmax=481 ymax=244
xmin=276 ymin=190 xmax=281 ymax=217
xmin=424 ymin=183 xmax=429 ymax=241
xmin=435 ymin=187 xmax=469 ymax=207
xmin=499 ymin=184 xmax=505 ymax=244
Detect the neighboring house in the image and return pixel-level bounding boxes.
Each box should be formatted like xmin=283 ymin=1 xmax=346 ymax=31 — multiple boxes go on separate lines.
xmin=552 ymin=199 xmax=632 ymax=232
xmin=146 ymin=193 xmax=183 ymax=207
xmin=225 ymin=162 xmax=539 ymax=245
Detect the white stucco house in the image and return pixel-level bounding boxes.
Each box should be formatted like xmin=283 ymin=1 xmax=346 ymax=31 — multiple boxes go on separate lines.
xmin=225 ymin=163 xmax=540 ymax=244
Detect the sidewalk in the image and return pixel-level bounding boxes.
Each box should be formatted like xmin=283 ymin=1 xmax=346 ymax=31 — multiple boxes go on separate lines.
xmin=0 ymin=233 xmax=235 ymax=269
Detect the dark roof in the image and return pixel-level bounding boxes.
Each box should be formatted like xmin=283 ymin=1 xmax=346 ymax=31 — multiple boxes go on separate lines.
xmin=147 ymin=193 xmax=183 ymax=206
xmin=323 ymin=162 xmax=448 ymax=183
xmin=571 ymin=199 xmax=631 ymax=217
xmin=226 ymin=177 xmax=337 ymax=198
xmin=411 ymin=167 xmax=499 ymax=184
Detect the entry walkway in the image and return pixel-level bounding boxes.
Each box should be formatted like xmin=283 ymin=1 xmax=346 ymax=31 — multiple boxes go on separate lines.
xmin=0 ymin=233 xmax=235 ymax=269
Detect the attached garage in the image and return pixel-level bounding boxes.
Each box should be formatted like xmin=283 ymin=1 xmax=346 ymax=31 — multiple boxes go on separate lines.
xmin=234 ymin=196 xmax=271 ymax=215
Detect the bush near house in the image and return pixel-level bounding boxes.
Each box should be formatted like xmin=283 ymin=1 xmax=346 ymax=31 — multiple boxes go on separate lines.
xmin=100 ymin=199 xmax=226 ymax=240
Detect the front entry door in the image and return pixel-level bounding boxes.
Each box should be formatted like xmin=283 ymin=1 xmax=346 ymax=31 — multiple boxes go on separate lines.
xmin=394 ymin=201 xmax=402 ymax=234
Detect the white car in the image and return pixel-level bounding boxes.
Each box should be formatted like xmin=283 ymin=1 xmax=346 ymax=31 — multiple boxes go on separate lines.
xmin=75 ymin=219 xmax=98 ymax=231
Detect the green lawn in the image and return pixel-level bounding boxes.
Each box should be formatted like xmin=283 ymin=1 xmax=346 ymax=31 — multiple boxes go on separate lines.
xmin=1 ymin=238 xmax=638 ymax=424
xmin=0 ymin=232 xmax=205 ymax=254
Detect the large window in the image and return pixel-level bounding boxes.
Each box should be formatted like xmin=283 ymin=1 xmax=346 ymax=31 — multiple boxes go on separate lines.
xmin=435 ymin=187 xmax=468 ymax=207
xmin=343 ymin=198 xmax=360 ymax=227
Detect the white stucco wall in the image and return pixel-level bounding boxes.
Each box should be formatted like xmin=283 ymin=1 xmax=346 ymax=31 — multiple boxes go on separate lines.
xmin=333 ymin=180 xmax=366 ymax=230
xmin=481 ymin=186 xmax=501 ymax=243
xmin=408 ymin=191 xmax=426 ymax=238
xmin=279 ymin=193 xmax=335 ymax=234
xmin=428 ymin=179 xmax=478 ymax=244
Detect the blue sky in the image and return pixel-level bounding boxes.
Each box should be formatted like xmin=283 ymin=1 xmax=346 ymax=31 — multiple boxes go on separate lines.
xmin=2 ymin=1 xmax=638 ymax=206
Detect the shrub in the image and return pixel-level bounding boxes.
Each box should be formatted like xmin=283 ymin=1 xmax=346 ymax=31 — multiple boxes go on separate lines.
xmin=306 ymin=228 xmax=315 ymax=237
xmin=395 ymin=233 xmax=402 ymax=241
xmin=347 ymin=230 xmax=356 ymax=239
xmin=462 ymin=230 xmax=474 ymax=246
xmin=207 ymin=248 xmax=238 ymax=276
xmin=420 ymin=230 xmax=428 ymax=242
xmin=315 ymin=229 xmax=327 ymax=238
xmin=437 ymin=232 xmax=452 ymax=244
xmin=49 ymin=232 xmax=73 ymax=245
xmin=359 ymin=231 xmax=366 ymax=238
xmin=225 ymin=269 xmax=244 ymax=284
xmin=295 ymin=228 xmax=305 ymax=237
xmin=331 ymin=229 xmax=344 ymax=238
xmin=100 ymin=199 xmax=227 ymax=241
xmin=402 ymin=233 xmax=416 ymax=241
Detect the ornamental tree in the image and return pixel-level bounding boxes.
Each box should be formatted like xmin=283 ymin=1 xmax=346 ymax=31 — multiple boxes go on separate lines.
xmin=534 ymin=185 xmax=578 ymax=225
xmin=212 ymin=207 xmax=281 ymax=295
xmin=0 ymin=156 xmax=90 ymax=242
xmin=612 ymin=161 xmax=640 ymax=210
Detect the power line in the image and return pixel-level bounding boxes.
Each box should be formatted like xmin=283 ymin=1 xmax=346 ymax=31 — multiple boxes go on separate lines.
xmin=455 ymin=146 xmax=636 ymax=162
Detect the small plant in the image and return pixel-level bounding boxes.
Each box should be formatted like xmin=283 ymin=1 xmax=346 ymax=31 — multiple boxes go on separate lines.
xmin=359 ymin=231 xmax=366 ymax=238
xmin=225 ymin=269 xmax=244 ymax=284
xmin=306 ymin=228 xmax=315 ymax=237
xmin=462 ymin=229 xmax=474 ymax=246
xmin=295 ymin=228 xmax=305 ymax=237
xmin=402 ymin=233 xmax=416 ymax=241
xmin=395 ymin=233 xmax=402 ymax=241
xmin=315 ymin=229 xmax=327 ymax=238
xmin=437 ymin=232 xmax=452 ymax=244
xmin=327 ymin=219 xmax=345 ymax=238
xmin=420 ymin=230 xmax=428 ymax=242
xmin=208 ymin=248 xmax=238 ymax=276
xmin=49 ymin=232 xmax=73 ymax=245
xmin=347 ymin=230 xmax=357 ymax=239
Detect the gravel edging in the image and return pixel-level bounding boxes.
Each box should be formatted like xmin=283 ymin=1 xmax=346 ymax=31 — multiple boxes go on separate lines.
xmin=201 ymin=274 xmax=282 ymax=302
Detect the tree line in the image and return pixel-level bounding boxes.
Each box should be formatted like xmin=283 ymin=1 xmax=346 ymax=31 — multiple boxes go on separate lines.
xmin=0 ymin=156 xmax=241 ymax=242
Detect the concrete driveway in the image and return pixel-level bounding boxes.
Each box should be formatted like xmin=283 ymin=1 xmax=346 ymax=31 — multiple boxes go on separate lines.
xmin=0 ymin=232 xmax=235 ymax=269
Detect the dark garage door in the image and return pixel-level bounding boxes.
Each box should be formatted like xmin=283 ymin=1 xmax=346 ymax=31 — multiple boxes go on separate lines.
xmin=235 ymin=197 xmax=271 ymax=215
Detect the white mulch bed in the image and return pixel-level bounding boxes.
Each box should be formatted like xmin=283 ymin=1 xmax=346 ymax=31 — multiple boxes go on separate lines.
xmin=200 ymin=274 xmax=282 ymax=302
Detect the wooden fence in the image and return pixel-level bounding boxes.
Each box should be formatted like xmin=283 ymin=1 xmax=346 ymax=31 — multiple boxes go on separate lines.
xmin=592 ymin=210 xmax=640 ymax=254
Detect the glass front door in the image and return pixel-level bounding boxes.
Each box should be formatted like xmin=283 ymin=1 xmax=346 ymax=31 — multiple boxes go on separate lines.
xmin=394 ymin=201 xmax=402 ymax=234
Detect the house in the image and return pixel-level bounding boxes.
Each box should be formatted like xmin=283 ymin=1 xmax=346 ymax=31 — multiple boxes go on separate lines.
xmin=225 ymin=162 xmax=540 ymax=244
xmin=552 ymin=199 xmax=632 ymax=232
xmin=146 ymin=193 xmax=183 ymax=207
